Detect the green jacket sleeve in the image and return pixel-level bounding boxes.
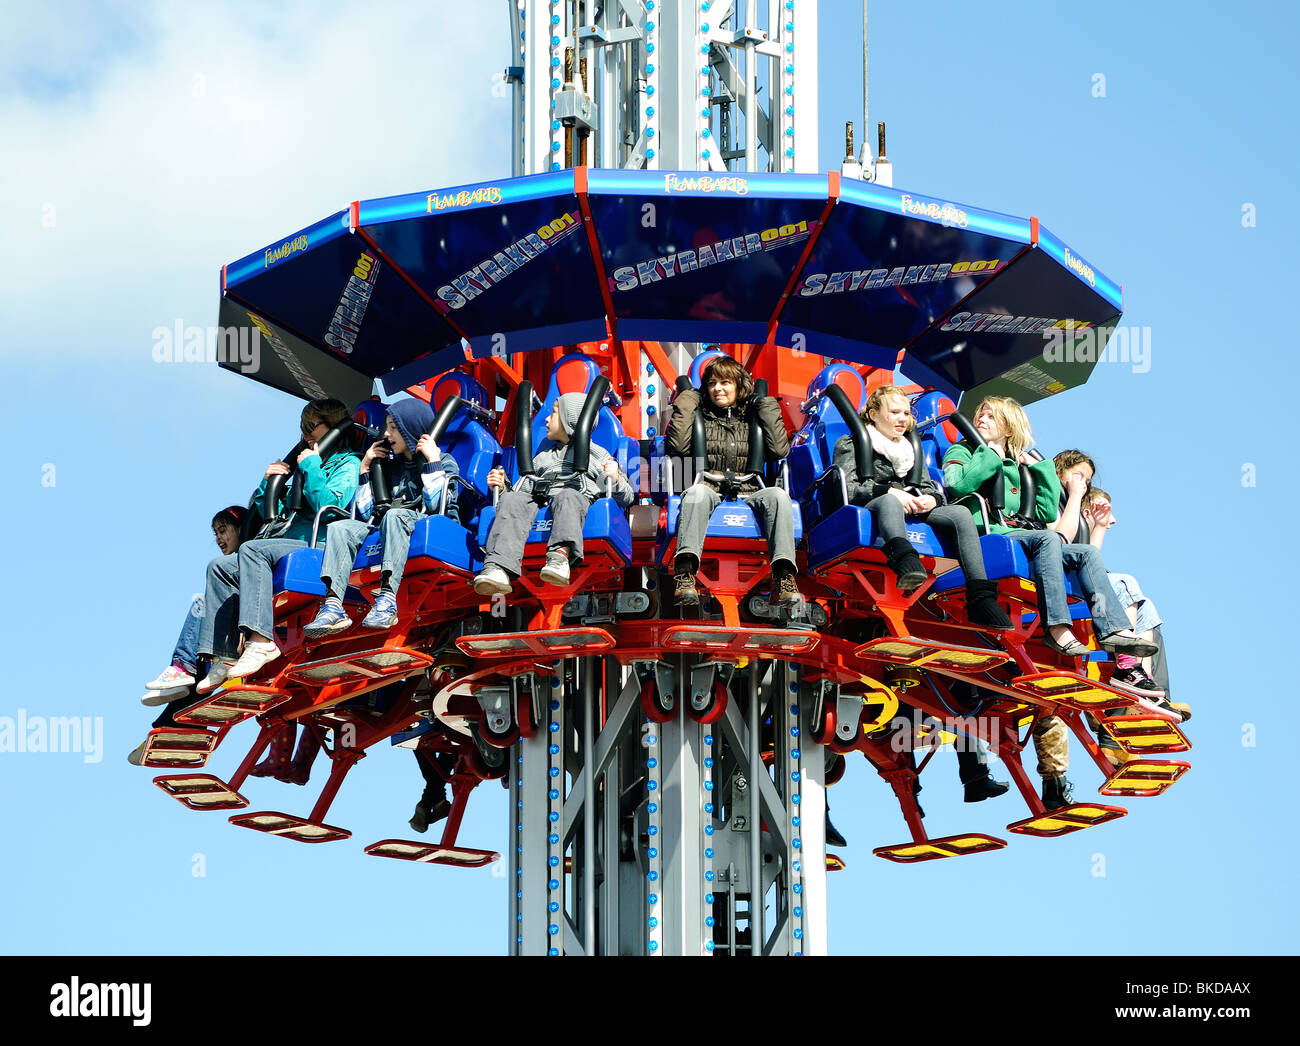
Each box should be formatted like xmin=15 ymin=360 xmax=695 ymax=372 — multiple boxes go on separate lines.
xmin=753 ymin=395 xmax=790 ymax=460
xmin=666 ymin=388 xmax=700 ymax=458
xmin=298 ymin=453 xmax=361 ymax=515
xmin=942 ymin=443 xmax=1002 ymax=495
xmin=1029 ymin=458 xmax=1062 ymax=524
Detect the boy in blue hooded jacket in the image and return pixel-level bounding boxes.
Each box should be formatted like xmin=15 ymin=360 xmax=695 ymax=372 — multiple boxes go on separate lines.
xmin=304 ymin=398 xmax=460 ymax=637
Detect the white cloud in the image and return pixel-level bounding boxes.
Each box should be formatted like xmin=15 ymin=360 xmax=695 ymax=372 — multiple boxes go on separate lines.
xmin=1 ymin=1 xmax=507 ymax=357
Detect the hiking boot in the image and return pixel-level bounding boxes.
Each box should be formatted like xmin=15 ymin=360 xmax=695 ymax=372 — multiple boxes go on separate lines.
xmin=1041 ymin=775 xmax=1075 ymax=811
xmin=473 ymin=564 xmax=513 ymax=596
xmin=304 ymin=596 xmax=353 ymax=639
xmin=964 ymin=579 xmax=1012 ymax=630
xmin=410 ymin=787 xmax=452 ymax=834
xmin=882 ymin=537 xmax=926 ymax=593
xmin=963 ymin=772 xmax=1011 ymax=803
xmin=538 ymin=548 xmax=571 ymax=586
xmin=361 ymin=590 xmax=399 ymax=630
xmin=771 ymin=560 xmax=803 ymax=607
xmin=673 ymin=556 xmax=700 ymax=607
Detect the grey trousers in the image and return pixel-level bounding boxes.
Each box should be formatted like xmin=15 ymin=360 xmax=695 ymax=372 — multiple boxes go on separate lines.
xmin=484 ymin=489 xmax=589 ymax=576
xmin=675 ymin=483 xmax=796 ymax=568
xmin=865 ymin=495 xmax=987 ymax=581
xmin=321 ymin=508 xmax=420 ymax=599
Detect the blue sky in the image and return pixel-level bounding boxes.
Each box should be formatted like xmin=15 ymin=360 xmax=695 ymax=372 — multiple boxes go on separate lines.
xmin=0 ymin=0 xmax=1294 ymax=956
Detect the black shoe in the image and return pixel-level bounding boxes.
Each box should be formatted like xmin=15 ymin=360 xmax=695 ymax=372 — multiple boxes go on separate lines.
xmin=964 ymin=579 xmax=1013 ymax=630
xmin=1109 ymin=665 xmax=1164 ymax=698
xmin=825 ymin=815 xmax=847 ymax=848
xmin=1041 ymin=775 xmax=1074 ymax=811
xmin=410 ymin=787 xmax=450 ymax=834
xmin=409 ymin=800 xmax=431 ymax=834
xmin=882 ymin=537 xmax=926 ymax=593
xmin=963 ymin=773 xmax=1010 ymax=803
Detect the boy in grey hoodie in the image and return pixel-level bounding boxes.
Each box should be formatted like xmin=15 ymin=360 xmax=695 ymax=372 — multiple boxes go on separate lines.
xmin=473 ymin=392 xmax=634 ymax=594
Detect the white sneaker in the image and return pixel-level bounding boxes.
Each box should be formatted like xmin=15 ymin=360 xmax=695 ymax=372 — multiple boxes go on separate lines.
xmin=226 ymin=640 xmax=282 ymax=682
xmin=473 ymin=564 xmax=513 ymax=596
xmin=538 ymin=550 xmax=571 ymax=586
xmin=196 ymin=658 xmax=236 ymax=695
xmin=141 ymin=686 xmax=190 ymax=707
xmin=146 ymin=665 xmax=196 ymax=691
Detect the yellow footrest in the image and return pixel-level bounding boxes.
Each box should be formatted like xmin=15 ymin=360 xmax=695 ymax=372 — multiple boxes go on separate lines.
xmin=1010 ymin=671 xmax=1131 ymax=711
xmin=1007 ymin=802 xmax=1126 ymax=837
xmin=1100 ymin=715 xmax=1192 ymax=754
xmin=873 ymin=833 xmax=1007 ymax=863
xmin=1099 ymin=760 xmax=1191 ymax=797
xmin=857 ymin=637 xmax=1008 ymax=672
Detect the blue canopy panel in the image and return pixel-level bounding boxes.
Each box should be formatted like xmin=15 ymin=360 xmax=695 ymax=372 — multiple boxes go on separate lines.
xmin=775 ymin=181 xmax=1031 ymax=369
xmin=357 ymin=171 xmax=609 ymax=361
xmin=900 ymin=221 xmax=1123 ymax=406
xmin=222 ymin=209 xmax=463 ymax=402
xmin=586 ymin=169 xmax=828 ymax=345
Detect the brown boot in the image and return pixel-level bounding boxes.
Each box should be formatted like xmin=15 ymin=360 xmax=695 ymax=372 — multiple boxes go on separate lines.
xmin=771 ymin=560 xmax=803 ymax=608
xmin=673 ymin=555 xmax=700 ymax=606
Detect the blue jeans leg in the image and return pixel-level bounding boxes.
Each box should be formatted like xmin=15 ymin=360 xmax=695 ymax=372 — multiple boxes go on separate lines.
xmin=1004 ymin=530 xmax=1071 ymax=627
xmin=321 ymin=519 xmax=373 ymax=600
xmin=170 ymin=596 xmax=204 ymax=672
xmin=379 ymin=508 xmax=421 ymax=592
xmin=237 ymin=538 xmax=307 ymax=640
xmin=1061 ymin=542 xmax=1130 ymax=636
xmin=199 ymin=552 xmax=241 ymax=660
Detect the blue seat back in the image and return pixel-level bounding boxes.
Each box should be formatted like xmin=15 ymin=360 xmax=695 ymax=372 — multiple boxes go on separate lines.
xmin=790 ymin=363 xmax=867 ymax=501
xmin=530 ymin=352 xmax=638 ymax=492
xmin=432 ymin=372 xmax=501 ymax=525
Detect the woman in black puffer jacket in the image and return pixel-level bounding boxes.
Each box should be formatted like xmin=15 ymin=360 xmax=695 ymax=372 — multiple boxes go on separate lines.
xmin=666 ymin=354 xmax=800 ymax=607
xmin=832 ymin=384 xmax=1010 ymax=629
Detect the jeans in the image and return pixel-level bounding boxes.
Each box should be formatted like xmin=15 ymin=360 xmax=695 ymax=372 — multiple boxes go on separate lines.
xmin=321 ymin=508 xmax=421 ymax=599
xmin=484 ymin=489 xmax=589 ymax=576
xmin=170 ymin=595 xmax=204 ymax=673
xmin=1003 ymin=529 xmax=1130 ymax=635
xmin=865 ymin=496 xmax=986 ymax=580
xmin=1110 ymin=572 xmax=1161 ymax=633
xmin=198 ymin=538 xmax=306 ymax=659
xmin=675 ymin=483 xmax=796 ymax=568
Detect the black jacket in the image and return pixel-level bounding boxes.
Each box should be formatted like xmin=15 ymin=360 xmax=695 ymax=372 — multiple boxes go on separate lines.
xmin=832 ymin=432 xmax=945 ymax=507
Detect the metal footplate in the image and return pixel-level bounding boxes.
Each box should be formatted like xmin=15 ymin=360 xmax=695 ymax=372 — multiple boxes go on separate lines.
xmin=228 ymin=811 xmax=351 ymax=843
xmin=1010 ymin=671 xmax=1140 ymax=713
xmin=1099 ymin=760 xmax=1192 ymax=797
xmin=1098 ymin=715 xmax=1191 ymax=755
xmin=284 ymin=647 xmax=434 ymax=686
xmin=455 ymin=627 xmax=615 ymax=658
xmin=856 ymin=637 xmax=1009 ymax=672
xmin=364 ymin=839 xmax=500 ymax=868
xmin=140 ymin=728 xmax=221 ymax=768
xmin=173 ymin=685 xmax=290 ymax=727
xmin=1007 ymin=802 xmax=1127 ymax=837
xmin=152 ymin=774 xmax=248 ymax=811
xmin=873 ymin=833 xmax=1007 ymax=863
xmin=661 ymin=623 xmax=819 ymax=659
